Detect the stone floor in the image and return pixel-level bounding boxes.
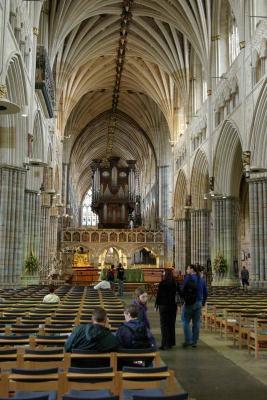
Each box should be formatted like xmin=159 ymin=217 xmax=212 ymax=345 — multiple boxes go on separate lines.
xmin=122 ymin=293 xmax=267 ymax=400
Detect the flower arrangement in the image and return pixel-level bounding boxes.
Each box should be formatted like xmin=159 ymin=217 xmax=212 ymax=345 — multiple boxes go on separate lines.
xmin=24 ymin=252 xmax=40 ymax=275
xmin=213 ymin=254 xmax=227 ymax=274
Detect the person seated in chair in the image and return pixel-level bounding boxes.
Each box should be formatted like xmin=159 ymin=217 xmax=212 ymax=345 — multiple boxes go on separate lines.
xmin=65 ymin=307 xmax=119 ymax=352
xmin=93 ymin=280 xmax=111 ymax=290
xmin=43 ymin=286 xmax=60 ymax=303
xmin=116 ymin=304 xmax=156 ymax=349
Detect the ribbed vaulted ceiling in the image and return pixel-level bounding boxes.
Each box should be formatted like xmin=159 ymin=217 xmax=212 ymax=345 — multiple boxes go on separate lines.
xmin=48 ymin=0 xmax=212 ymax=197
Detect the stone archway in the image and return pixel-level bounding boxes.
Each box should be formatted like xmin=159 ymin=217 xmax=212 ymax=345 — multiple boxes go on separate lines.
xmin=247 ymin=79 xmax=267 ymax=283
xmin=190 ymin=149 xmax=210 ymax=267
xmin=0 ymin=54 xmax=28 ymax=285
xmin=212 ymin=120 xmax=243 ymax=285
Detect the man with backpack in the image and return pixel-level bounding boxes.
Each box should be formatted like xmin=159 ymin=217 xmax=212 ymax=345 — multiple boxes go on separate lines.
xmin=116 ymin=304 xmax=156 ymax=349
xmin=181 ymin=264 xmax=208 ymax=348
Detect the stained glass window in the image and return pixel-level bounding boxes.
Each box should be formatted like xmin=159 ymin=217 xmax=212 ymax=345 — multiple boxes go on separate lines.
xmin=81 ymin=188 xmax=98 ymax=226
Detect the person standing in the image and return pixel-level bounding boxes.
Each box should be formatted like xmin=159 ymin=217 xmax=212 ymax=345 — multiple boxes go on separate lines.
xmin=132 ymin=288 xmax=150 ymax=329
xmin=182 ymin=264 xmax=208 ymax=348
xmin=155 ymin=268 xmax=180 ymax=350
xmin=117 ymin=263 xmax=125 ymax=296
xmin=107 ymin=264 xmax=115 ymax=292
xmin=241 ymin=266 xmax=249 ymax=291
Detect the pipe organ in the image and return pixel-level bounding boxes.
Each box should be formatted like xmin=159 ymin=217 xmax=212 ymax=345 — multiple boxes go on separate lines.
xmin=91 ymin=157 xmax=138 ymax=228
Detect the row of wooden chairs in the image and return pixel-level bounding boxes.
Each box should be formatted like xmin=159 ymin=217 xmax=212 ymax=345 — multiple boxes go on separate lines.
xmin=203 ymin=299 xmax=267 ymax=358
xmin=0 ymin=366 xmax=179 ymax=399
xmin=0 ymin=348 xmax=161 ymax=372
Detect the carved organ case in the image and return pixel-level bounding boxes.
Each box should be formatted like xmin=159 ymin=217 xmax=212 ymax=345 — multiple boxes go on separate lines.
xmin=91 ymin=157 xmax=136 ymax=228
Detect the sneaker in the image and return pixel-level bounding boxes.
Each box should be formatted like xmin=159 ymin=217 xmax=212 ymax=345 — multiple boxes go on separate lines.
xmin=182 ymin=342 xmax=191 ymax=348
xmin=192 ymin=343 xmax=197 ymax=348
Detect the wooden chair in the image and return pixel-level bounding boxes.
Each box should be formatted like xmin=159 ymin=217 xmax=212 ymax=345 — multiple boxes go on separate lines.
xmin=117 ymin=366 xmax=176 ymax=398
xmin=0 ymin=335 xmax=33 ymax=349
xmin=115 ymin=349 xmax=160 ymax=371
xmin=42 ymin=324 xmax=74 ymax=335
xmin=219 ymin=310 xmax=238 ymax=339
xmin=0 ymin=349 xmax=22 ymax=371
xmin=63 ymin=367 xmax=117 ymax=394
xmin=0 ymin=367 xmax=65 ymax=399
xmin=233 ymin=315 xmax=254 ymax=349
xmin=248 ymin=318 xmax=267 ymax=359
xmin=64 ymin=351 xmax=115 ymax=369
xmin=34 ymin=335 xmax=69 ymax=349
xmin=10 ymin=324 xmax=40 ymax=335
xmin=21 ymin=348 xmax=66 ymax=370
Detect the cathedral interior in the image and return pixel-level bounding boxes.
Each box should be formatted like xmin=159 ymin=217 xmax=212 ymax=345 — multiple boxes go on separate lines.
xmin=1 ymin=1 xmax=267 ymax=398
xmin=1 ymin=0 xmax=267 ymax=286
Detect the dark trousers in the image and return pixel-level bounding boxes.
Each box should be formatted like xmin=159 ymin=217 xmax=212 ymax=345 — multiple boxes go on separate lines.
xmin=159 ymin=304 xmax=177 ymax=348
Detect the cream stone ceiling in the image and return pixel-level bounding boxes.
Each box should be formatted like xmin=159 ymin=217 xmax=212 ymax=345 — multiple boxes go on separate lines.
xmin=49 ymin=0 xmax=213 ymax=196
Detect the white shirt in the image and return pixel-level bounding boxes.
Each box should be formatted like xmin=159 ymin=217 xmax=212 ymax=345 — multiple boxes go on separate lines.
xmin=94 ymin=280 xmax=111 ymax=290
xmin=43 ymin=293 xmax=60 ymax=303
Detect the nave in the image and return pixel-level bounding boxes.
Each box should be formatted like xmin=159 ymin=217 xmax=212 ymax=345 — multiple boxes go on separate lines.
xmin=0 ymin=285 xmax=266 ymax=399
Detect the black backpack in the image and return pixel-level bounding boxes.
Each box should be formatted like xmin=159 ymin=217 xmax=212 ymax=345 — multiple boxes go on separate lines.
xmin=183 ymin=276 xmax=198 ymax=305
xmin=124 ymin=324 xmax=151 ymax=349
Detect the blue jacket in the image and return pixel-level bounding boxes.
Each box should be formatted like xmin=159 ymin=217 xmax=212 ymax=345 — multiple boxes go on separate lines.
xmin=183 ymin=274 xmax=208 ymax=305
xmin=116 ymin=319 xmax=156 ymax=349
xmin=131 ymin=300 xmax=150 ymax=329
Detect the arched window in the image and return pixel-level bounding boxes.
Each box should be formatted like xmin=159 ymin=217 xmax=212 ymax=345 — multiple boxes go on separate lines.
xmin=81 ymin=188 xmax=99 ymax=226
xmin=229 ymin=13 xmax=240 ymax=65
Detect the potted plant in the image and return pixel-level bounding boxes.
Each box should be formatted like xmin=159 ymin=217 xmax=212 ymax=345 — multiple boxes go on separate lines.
xmin=213 ymin=254 xmax=227 ymax=277
xmin=21 ymin=252 xmax=40 ymax=286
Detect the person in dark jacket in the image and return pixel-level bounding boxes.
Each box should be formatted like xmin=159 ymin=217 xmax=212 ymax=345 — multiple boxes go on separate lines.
xmin=116 ymin=304 xmax=156 ymax=348
xmin=132 ymin=287 xmax=150 ymax=329
xmin=107 ymin=265 xmax=115 ymax=293
xmin=155 ymin=268 xmax=180 ymax=350
xmin=241 ymin=266 xmax=249 ymax=291
xmin=65 ymin=307 xmax=119 ymax=352
xmin=116 ymin=263 xmax=125 ymax=297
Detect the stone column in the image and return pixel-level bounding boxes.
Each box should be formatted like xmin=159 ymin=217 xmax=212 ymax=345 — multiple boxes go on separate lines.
xmin=249 ymin=178 xmax=267 ymax=285
xmin=211 ymin=197 xmax=239 ymax=285
xmin=39 ymin=194 xmax=51 ymax=269
xmin=24 ymin=190 xmax=41 ymax=259
xmin=0 ymin=166 xmax=26 ymax=285
xmin=49 ymin=213 xmax=58 ymax=260
xmin=158 ymin=165 xmax=173 ymax=265
xmin=174 ymin=216 xmax=191 ymax=272
xmin=190 ymin=209 xmax=210 ymax=267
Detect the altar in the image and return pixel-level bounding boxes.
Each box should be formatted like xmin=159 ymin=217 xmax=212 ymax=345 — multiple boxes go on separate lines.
xmin=72 ymin=251 xmax=99 ymax=284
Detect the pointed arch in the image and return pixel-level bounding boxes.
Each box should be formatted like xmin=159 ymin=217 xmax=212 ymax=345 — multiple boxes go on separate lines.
xmin=174 ymin=169 xmax=187 ymax=218
xmin=213 ymin=120 xmax=243 ymax=197
xmin=5 ymin=54 xmax=28 ymax=106
xmin=249 ymin=78 xmax=267 ymax=168
xmin=190 ymin=149 xmax=209 ymax=209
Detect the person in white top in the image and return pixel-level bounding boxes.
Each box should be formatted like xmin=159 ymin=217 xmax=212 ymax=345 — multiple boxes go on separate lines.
xmin=43 ymin=286 xmax=60 ymax=303
xmin=93 ymin=280 xmax=111 ymax=290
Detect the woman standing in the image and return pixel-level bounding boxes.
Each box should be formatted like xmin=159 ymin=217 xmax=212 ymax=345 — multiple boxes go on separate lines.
xmin=155 ymin=268 xmax=179 ymax=350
